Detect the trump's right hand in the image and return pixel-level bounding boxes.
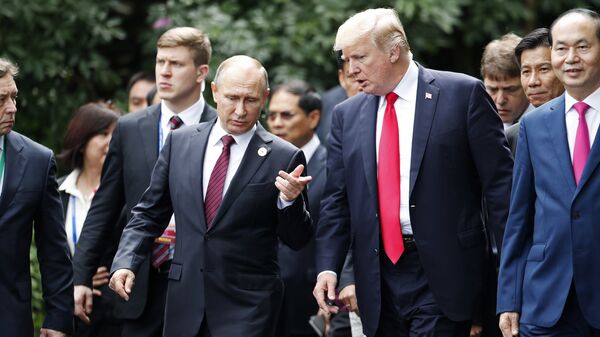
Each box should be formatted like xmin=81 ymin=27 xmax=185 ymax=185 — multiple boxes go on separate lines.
xmin=109 ymin=269 xmax=135 ymax=301
xmin=74 ymin=285 xmax=93 ymax=323
xmin=313 ymin=273 xmax=339 ymax=314
xmin=499 ymin=312 xmax=520 ymax=337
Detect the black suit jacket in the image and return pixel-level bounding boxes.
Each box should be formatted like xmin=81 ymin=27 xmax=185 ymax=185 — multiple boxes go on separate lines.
xmin=0 ymin=131 xmax=73 ymax=336
xmin=73 ymin=103 xmax=216 ymax=319
xmin=112 ymin=122 xmax=313 ymax=337
xmin=505 ymin=122 xmax=520 ymax=154
xmin=316 ymin=64 xmax=513 ymax=336
xmin=278 ymin=143 xmax=326 ymax=336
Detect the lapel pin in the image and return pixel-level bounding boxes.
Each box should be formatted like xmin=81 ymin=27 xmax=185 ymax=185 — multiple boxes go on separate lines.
xmin=258 ymin=147 xmax=268 ymax=157
xmin=425 ymin=92 xmax=432 ymax=100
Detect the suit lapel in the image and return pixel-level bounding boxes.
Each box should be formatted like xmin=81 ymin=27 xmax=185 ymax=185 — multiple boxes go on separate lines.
xmin=138 ymin=105 xmax=161 ymax=174
xmin=410 ymin=65 xmax=439 ymax=196
xmin=0 ymin=132 xmax=26 ymax=210
xmin=200 ymin=104 xmax=217 ymax=123
xmin=189 ymin=121 xmax=214 ymax=233
xmin=543 ymin=95 xmax=577 ymax=194
xmin=360 ymin=95 xmax=380 ymax=202
xmin=209 ymin=124 xmax=272 ymax=230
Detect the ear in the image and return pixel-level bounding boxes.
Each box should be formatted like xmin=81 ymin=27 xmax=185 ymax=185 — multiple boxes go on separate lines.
xmin=211 ymin=81 xmax=218 ymax=103
xmin=262 ymin=87 xmax=271 ymax=103
xmin=196 ymin=64 xmax=209 ymax=82
xmin=389 ymin=44 xmax=401 ymax=64
xmin=307 ymin=109 xmax=321 ymax=130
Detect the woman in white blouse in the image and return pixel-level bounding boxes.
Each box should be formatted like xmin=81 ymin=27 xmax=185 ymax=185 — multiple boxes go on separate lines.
xmin=57 ymin=101 xmax=120 ymax=336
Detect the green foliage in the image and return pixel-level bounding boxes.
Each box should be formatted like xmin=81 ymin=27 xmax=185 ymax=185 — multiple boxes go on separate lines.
xmin=0 ymin=0 xmax=125 ymax=152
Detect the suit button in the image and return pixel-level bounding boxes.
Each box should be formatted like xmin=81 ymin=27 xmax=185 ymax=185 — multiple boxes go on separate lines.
xmin=572 ymin=211 xmax=580 ymax=220
xmin=375 ymin=213 xmax=379 ymax=218
xmin=374 ymin=248 xmax=379 ymax=255
xmin=410 ymin=204 xmax=416 ymax=208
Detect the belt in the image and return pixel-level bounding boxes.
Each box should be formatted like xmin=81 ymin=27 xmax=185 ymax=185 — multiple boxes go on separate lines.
xmin=155 ymin=260 xmax=172 ymax=275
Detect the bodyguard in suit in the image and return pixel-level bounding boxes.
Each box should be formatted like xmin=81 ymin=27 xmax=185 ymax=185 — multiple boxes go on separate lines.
xmin=109 ymin=55 xmax=313 ymax=337
xmin=313 ymin=9 xmax=513 ymax=337
xmin=505 ymin=28 xmax=565 ymax=153
xmin=498 ymin=9 xmax=600 ymax=337
xmin=267 ymin=80 xmax=325 ymax=337
xmin=72 ymin=27 xmax=216 ymax=337
xmin=0 ymin=58 xmax=73 ymax=337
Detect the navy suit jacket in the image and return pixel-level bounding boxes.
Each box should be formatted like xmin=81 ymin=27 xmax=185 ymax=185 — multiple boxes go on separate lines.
xmin=73 ymin=103 xmax=216 ymax=319
xmin=316 ymin=64 xmax=513 ymax=336
xmin=0 ymin=131 xmax=73 ymax=336
xmin=111 ymin=122 xmax=313 ymax=337
xmin=278 ymin=143 xmax=326 ymax=336
xmin=497 ymin=94 xmax=600 ymax=328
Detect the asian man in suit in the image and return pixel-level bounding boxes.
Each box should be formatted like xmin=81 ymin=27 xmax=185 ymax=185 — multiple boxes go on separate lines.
xmin=109 ymin=55 xmax=313 ymax=337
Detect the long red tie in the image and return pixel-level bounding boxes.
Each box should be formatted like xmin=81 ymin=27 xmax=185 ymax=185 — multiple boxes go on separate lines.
xmin=573 ymin=101 xmax=591 ymax=185
xmin=204 ymin=135 xmax=236 ymax=227
xmin=378 ymin=92 xmax=404 ymax=264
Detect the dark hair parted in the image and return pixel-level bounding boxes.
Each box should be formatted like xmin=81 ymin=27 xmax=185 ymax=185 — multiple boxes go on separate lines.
xmin=59 ymin=102 xmax=120 ymax=170
xmin=127 ymin=71 xmax=155 ymax=94
xmin=515 ymin=28 xmax=551 ymax=68
xmin=549 ymin=8 xmax=600 ymax=45
xmin=271 ymin=80 xmax=322 ymax=115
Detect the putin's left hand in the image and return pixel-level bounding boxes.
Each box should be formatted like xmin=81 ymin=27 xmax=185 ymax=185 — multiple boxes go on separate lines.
xmin=275 ymin=164 xmax=312 ymax=201
xmin=39 ymin=328 xmax=66 ymax=337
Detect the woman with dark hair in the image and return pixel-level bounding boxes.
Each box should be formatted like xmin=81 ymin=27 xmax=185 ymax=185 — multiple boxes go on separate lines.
xmin=57 ymin=101 xmax=121 ymax=337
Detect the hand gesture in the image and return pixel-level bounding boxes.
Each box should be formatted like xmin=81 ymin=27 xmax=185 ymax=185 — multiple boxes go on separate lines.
xmin=275 ymin=164 xmax=312 ymax=201
xmin=109 ymin=269 xmax=135 ymax=301
xmin=313 ymin=272 xmax=339 ymax=314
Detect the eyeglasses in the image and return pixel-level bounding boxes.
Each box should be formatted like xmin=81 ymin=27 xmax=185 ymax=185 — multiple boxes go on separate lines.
xmin=266 ymin=110 xmax=298 ymax=121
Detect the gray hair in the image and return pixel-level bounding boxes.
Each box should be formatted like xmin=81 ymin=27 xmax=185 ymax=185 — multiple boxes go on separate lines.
xmin=0 ymin=58 xmax=19 ymax=78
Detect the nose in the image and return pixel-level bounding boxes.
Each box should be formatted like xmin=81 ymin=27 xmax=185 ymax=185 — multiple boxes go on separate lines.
xmin=347 ymin=59 xmax=360 ymax=75
xmin=234 ymin=100 xmax=246 ymax=118
xmin=565 ymin=47 xmax=580 ymax=64
xmin=528 ymin=72 xmax=541 ymax=87
xmin=494 ymin=91 xmax=508 ymax=106
xmin=4 ymin=98 xmax=17 ymax=114
xmin=158 ymin=63 xmax=171 ymax=77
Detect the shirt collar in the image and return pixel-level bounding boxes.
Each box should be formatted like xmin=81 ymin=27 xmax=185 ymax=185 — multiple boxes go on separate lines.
xmin=301 ymin=134 xmax=320 ymax=163
xmin=564 ymin=86 xmax=600 ymax=114
xmin=160 ymin=96 xmax=206 ymax=128
xmin=58 ymin=169 xmax=82 ymax=197
xmin=378 ymin=58 xmax=419 ymax=109
xmin=209 ymin=118 xmax=256 ymax=149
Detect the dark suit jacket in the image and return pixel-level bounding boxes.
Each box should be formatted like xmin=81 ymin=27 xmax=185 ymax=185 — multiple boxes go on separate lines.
xmin=0 ymin=131 xmax=73 ymax=336
xmin=111 ymin=122 xmax=313 ymax=337
xmin=497 ymin=95 xmax=600 ymax=328
xmin=278 ymin=143 xmax=326 ymax=336
xmin=505 ymin=122 xmax=520 ymax=154
xmin=73 ymin=103 xmax=216 ymax=319
xmin=318 ymin=86 xmax=347 ymax=143
xmin=316 ymin=64 xmax=513 ymax=336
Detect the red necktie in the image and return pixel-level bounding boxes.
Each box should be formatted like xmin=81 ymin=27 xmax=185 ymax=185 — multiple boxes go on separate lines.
xmin=573 ymin=101 xmax=591 ymax=185
xmin=378 ymin=92 xmax=404 ymax=264
xmin=204 ymin=135 xmax=236 ymax=227
xmin=151 ymin=115 xmax=185 ymax=268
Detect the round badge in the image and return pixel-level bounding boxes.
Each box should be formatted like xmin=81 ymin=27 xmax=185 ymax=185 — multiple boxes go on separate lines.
xmin=258 ymin=147 xmax=268 ymax=157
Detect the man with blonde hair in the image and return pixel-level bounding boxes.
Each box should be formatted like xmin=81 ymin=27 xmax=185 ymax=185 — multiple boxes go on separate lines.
xmin=314 ymin=8 xmax=512 ymax=337
xmin=73 ymin=26 xmax=216 ymax=337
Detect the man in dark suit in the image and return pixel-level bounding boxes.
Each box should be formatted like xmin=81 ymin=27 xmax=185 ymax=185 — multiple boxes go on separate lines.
xmin=505 ymin=28 xmax=564 ymax=153
xmin=267 ymin=80 xmax=325 ymax=337
xmin=498 ymin=9 xmax=600 ymax=337
xmin=313 ymin=8 xmax=513 ymax=337
xmin=109 ymin=55 xmax=313 ymax=337
xmin=0 ymin=58 xmax=73 ymax=337
xmin=73 ymin=27 xmax=216 ymax=337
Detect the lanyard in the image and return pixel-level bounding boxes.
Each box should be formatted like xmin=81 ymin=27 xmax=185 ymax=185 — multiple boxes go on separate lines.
xmin=71 ymin=195 xmax=78 ymax=252
xmin=0 ymin=138 xmax=5 ymax=185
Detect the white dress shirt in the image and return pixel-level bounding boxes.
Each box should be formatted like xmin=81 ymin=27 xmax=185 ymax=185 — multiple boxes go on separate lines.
xmin=59 ymin=169 xmax=94 ymax=255
xmin=376 ymin=59 xmax=419 ymax=235
xmin=301 ymin=134 xmax=321 ymax=163
xmin=564 ymin=87 xmax=600 ymax=161
xmin=159 ymin=96 xmax=206 ymax=148
xmin=203 ymin=120 xmax=256 ymax=199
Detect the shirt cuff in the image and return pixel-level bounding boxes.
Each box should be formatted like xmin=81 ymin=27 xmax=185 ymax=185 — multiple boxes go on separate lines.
xmin=317 ymin=270 xmax=337 ymax=280
xmin=277 ymin=194 xmax=294 ymax=209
